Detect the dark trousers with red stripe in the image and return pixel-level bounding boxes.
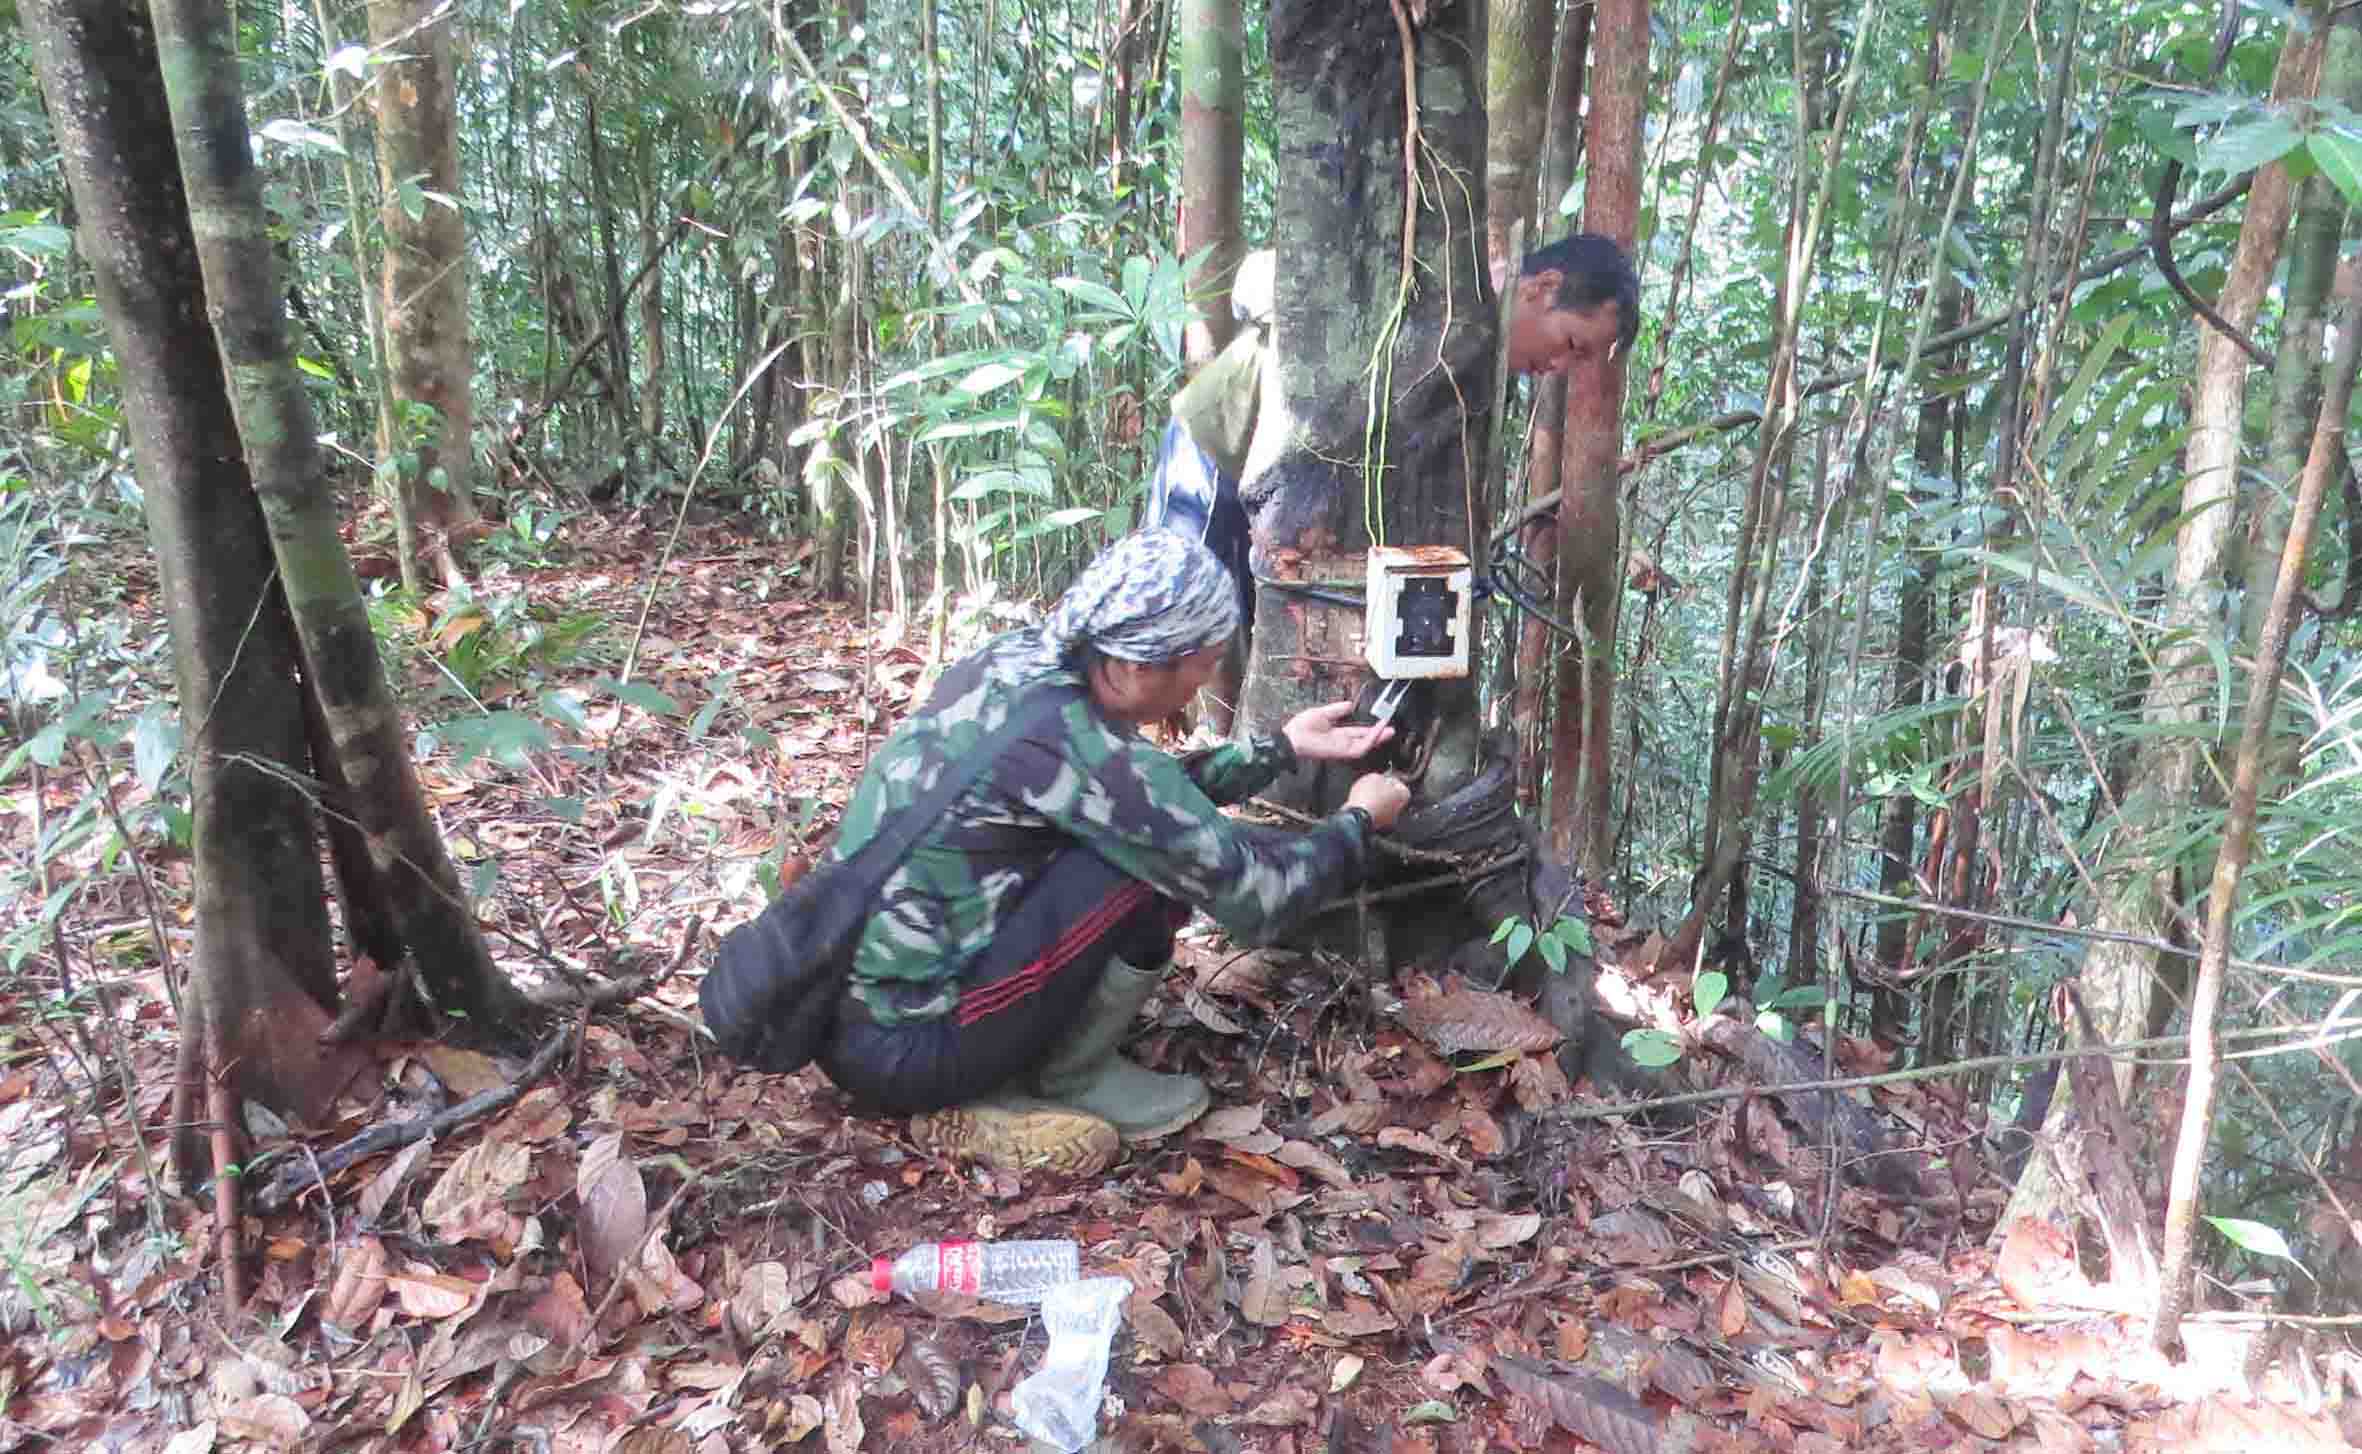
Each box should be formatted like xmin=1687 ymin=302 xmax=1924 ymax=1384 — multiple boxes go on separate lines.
xmin=821 ymin=848 xmax=1189 ymax=1116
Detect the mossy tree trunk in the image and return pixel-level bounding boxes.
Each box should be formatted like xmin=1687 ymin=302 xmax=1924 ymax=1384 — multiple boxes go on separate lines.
xmin=369 ymin=0 xmax=478 ymax=589
xmin=148 ymin=0 xmax=532 ymax=1039
xmin=22 ymin=0 xmax=366 ymax=1182
xmin=1240 ymin=0 xmax=1496 ymax=966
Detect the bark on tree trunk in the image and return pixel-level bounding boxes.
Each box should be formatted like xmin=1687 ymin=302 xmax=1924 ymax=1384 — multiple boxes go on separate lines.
xmin=148 ymin=0 xmax=531 ymax=1039
xmin=22 ymin=0 xmax=367 ymax=1183
xmin=1484 ymin=0 xmax=1554 ymax=283
xmin=1244 ymin=0 xmax=1508 ymax=975
xmin=1545 ymin=0 xmax=1645 ymax=878
xmin=369 ymin=0 xmax=478 ymax=592
xmin=1178 ymin=0 xmax=1244 ymax=366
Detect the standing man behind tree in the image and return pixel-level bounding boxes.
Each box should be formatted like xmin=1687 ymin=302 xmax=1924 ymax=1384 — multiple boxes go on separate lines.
xmin=1146 ymin=234 xmax=1641 ymax=729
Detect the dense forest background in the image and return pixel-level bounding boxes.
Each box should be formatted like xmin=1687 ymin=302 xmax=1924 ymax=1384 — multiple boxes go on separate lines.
xmin=4 ymin=0 xmax=2362 ymax=1402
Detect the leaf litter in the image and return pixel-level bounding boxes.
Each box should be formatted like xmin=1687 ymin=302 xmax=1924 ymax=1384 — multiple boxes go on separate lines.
xmin=0 ymin=515 xmax=2354 ymax=1452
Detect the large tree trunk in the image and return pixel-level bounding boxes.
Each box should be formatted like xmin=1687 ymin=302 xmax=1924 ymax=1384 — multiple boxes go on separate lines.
xmin=22 ymin=0 xmax=364 ymax=1183
xmin=1484 ymin=0 xmax=1554 ymax=282
xmin=1242 ymin=0 xmax=1499 ymax=975
xmin=1178 ymin=0 xmax=1244 ymax=366
xmin=1544 ymin=0 xmax=1646 ymax=877
xmin=148 ymin=0 xmax=531 ymax=1039
xmin=2002 ymin=14 xmax=2322 ymax=1231
xmin=369 ymin=0 xmax=478 ymax=590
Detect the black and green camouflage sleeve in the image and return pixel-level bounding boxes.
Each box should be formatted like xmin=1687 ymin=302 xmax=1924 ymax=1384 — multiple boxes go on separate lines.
xmin=1174 ymin=732 xmax=1297 ymax=807
xmin=999 ymin=704 xmax=1366 ymax=944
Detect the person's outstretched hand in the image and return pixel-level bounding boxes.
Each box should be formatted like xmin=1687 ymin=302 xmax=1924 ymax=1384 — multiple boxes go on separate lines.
xmin=1284 ymin=700 xmax=1393 ymax=763
xmin=1346 ymin=773 xmax=1411 ymax=831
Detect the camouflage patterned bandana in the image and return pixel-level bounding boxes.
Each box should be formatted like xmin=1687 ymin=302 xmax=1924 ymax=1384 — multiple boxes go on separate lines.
xmin=1044 ymin=528 xmax=1241 ymax=666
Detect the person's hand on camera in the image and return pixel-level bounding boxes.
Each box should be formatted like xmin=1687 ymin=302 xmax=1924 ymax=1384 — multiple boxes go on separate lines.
xmin=1284 ymin=700 xmax=1393 ymax=762
xmin=1346 ymin=773 xmax=1411 ymax=831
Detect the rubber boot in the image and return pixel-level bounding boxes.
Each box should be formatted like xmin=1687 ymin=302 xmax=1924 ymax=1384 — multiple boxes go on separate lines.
xmin=1032 ymin=958 xmax=1209 ymax=1141
xmin=911 ymin=1094 xmax=1119 ymax=1177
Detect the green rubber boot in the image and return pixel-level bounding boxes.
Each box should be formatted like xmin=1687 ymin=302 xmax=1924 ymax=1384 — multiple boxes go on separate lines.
xmin=911 ymin=1093 xmax=1120 ymax=1177
xmin=1032 ymin=958 xmax=1209 ymax=1142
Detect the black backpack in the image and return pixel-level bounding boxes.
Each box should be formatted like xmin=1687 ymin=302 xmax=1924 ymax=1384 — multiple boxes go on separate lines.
xmin=700 ymin=687 xmax=1075 ymax=1073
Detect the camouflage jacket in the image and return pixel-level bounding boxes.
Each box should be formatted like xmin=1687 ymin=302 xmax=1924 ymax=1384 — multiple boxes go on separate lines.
xmin=831 ymin=629 xmax=1372 ymax=1026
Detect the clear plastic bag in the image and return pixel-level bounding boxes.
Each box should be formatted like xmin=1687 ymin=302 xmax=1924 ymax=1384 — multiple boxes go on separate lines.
xmin=1009 ymin=1276 xmax=1130 ymax=1451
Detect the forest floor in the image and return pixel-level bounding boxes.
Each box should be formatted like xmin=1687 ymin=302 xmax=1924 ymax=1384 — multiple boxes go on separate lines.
xmin=1 ymin=509 xmax=2355 ymax=1454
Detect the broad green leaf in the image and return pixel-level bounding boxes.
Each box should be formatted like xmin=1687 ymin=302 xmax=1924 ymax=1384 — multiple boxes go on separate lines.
xmin=541 ymin=795 xmax=585 ymax=824
xmin=1490 ymin=916 xmax=1519 ymax=945
xmin=1052 ymin=276 xmax=1131 ymax=316
xmin=954 ymin=361 xmax=1026 ymax=396
xmin=2204 ymin=1215 xmax=2304 ymax=1265
xmin=257 ymin=117 xmax=345 ymax=156
xmin=1622 ymin=1028 xmax=1683 ymax=1067
xmin=1402 ymin=1401 xmax=1458 ymax=1425
xmin=1538 ymin=933 xmax=1567 ymax=974
xmin=1757 ymin=1010 xmax=1794 ymax=1041
xmin=2031 ymin=313 xmax=2134 ymax=464
xmin=1552 ymin=915 xmax=1595 ymax=956
xmin=597 ymin=677 xmax=679 ymax=717
xmin=1694 ymin=970 xmax=1728 ymax=1017
xmin=1505 ymin=921 xmax=1535 ymax=966
xmin=2310 ymin=131 xmax=2362 ymax=211
xmin=2198 ymin=113 xmax=2302 ymax=178
xmin=132 ymin=705 xmax=180 ymax=793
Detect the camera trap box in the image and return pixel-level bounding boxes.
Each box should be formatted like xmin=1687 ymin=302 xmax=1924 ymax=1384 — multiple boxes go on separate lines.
xmin=1364 ymin=545 xmax=1472 ymax=679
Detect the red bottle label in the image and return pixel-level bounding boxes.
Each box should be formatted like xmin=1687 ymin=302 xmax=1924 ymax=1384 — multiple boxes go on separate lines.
xmin=937 ymin=1241 xmax=982 ymax=1296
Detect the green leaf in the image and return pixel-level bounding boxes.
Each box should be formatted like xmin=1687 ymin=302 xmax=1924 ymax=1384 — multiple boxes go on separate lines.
xmin=1551 ymin=915 xmax=1595 ymax=956
xmin=1622 ymin=1028 xmax=1683 ymax=1067
xmin=1757 ymin=1009 xmax=1794 ymax=1041
xmin=2310 ymin=131 xmax=2362 ymax=211
xmin=1401 ymin=1401 xmax=1458 ymax=1425
xmin=1052 ymin=276 xmax=1131 ymax=316
xmin=1490 ymin=916 xmax=1519 ymax=945
xmin=2198 ymin=113 xmax=2303 ymax=178
xmin=954 ymin=360 xmax=1026 ymax=396
xmin=597 ymin=677 xmax=679 ymax=717
xmin=1538 ymin=933 xmax=1567 ymax=974
xmin=541 ymin=795 xmax=585 ymax=824
xmin=1694 ymin=970 xmax=1728 ymax=1017
xmin=132 ymin=706 xmax=180 ymax=793
xmin=1455 ymin=1049 xmax=1521 ymax=1073
xmin=2204 ymin=1215 xmax=2304 ymax=1265
xmin=256 ymin=116 xmax=345 ymax=156
xmin=1505 ymin=921 xmax=1535 ymax=966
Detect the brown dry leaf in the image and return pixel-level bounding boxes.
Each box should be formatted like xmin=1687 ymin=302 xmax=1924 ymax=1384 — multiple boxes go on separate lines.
xmin=1276 ymin=1139 xmax=1355 ymax=1189
xmin=321 ymin=1236 xmax=389 ymax=1332
xmin=1197 ymin=1103 xmax=1281 ymax=1153
xmin=217 ymin=1394 xmax=311 ymax=1450
xmin=1645 ymin=1342 xmax=1715 ymax=1405
xmin=829 ymin=1270 xmax=887 ymax=1308
xmin=1473 ymin=1211 xmax=1542 ymax=1249
xmin=1322 ymin=1301 xmax=1397 ymax=1338
xmin=1157 ymin=1156 xmax=1206 ymax=1196
xmin=1310 ymin=1100 xmax=1388 ymax=1136
xmin=421 ymin=1137 xmax=530 ymax=1245
xmin=1131 ymin=1299 xmax=1185 ymax=1359
xmin=414 ymin=1044 xmax=509 ymax=1098
xmin=2133 ymin=1395 xmax=2351 ymax=1451
xmin=1375 ymin=1126 xmax=1461 ymax=1165
xmin=898 ymin=1336 xmax=960 ymax=1420
xmin=1717 ymin=1278 xmax=1748 ymax=1338
xmin=1492 ymin=1357 xmax=1658 ymax=1454
xmin=1155 ymin=1363 xmax=1234 ymax=1416
xmin=1459 ymin=1106 xmax=1506 ymax=1157
xmin=1182 ymin=990 xmax=1248 ymax=1036
xmin=782 ymin=1393 xmax=825 ymax=1441
xmin=1238 ymin=1237 xmax=1290 ymax=1326
xmin=823 ymin=1371 xmax=865 ymax=1454
xmin=1179 ymin=1220 xmax=1228 ymax=1324
xmin=577 ymin=1131 xmax=647 ymax=1291
xmin=843 ymin=1308 xmax=905 ymax=1373
xmin=524 ymin=1271 xmax=593 ymax=1347
xmin=611 ymin=1430 xmax=691 ymax=1454
xmin=1402 ymin=986 xmax=1563 ymax=1056
xmin=1939 ymin=1388 xmax=2025 ymax=1441
xmin=162 ymin=1424 xmax=217 ymax=1454
xmin=357 ymin=1139 xmax=434 ymax=1225
xmin=387 ymin=1265 xmax=481 ymax=1321
xmin=1240 ymin=1384 xmax=1320 ymax=1426
xmin=730 ymin=1261 xmax=799 ymax=1341
xmin=1995 ymin=1217 xmax=2141 ymax=1314
xmin=1509 ymin=1053 xmax=1573 ymax=1110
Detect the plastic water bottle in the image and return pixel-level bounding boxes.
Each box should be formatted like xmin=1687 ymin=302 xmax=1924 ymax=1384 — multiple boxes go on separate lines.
xmin=870 ymin=1238 xmax=1079 ymax=1304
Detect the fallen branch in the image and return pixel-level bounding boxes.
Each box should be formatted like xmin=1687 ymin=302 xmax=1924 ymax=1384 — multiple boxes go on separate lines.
xmin=525 ymin=917 xmax=704 ymax=1011
xmin=251 ymin=1027 xmax=570 ymax=1213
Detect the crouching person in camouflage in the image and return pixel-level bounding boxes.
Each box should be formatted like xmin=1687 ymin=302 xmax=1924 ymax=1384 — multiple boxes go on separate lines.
xmin=818 ymin=529 xmax=1409 ymax=1175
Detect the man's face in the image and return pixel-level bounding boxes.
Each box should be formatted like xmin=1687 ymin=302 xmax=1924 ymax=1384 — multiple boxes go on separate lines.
xmin=1507 ymin=270 xmax=1624 ymax=378
xmin=1095 ymin=636 xmax=1235 ymax=725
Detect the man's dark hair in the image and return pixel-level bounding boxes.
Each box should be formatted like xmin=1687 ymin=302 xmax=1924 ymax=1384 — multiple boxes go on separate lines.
xmin=1521 ymin=233 xmax=1640 ymax=349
